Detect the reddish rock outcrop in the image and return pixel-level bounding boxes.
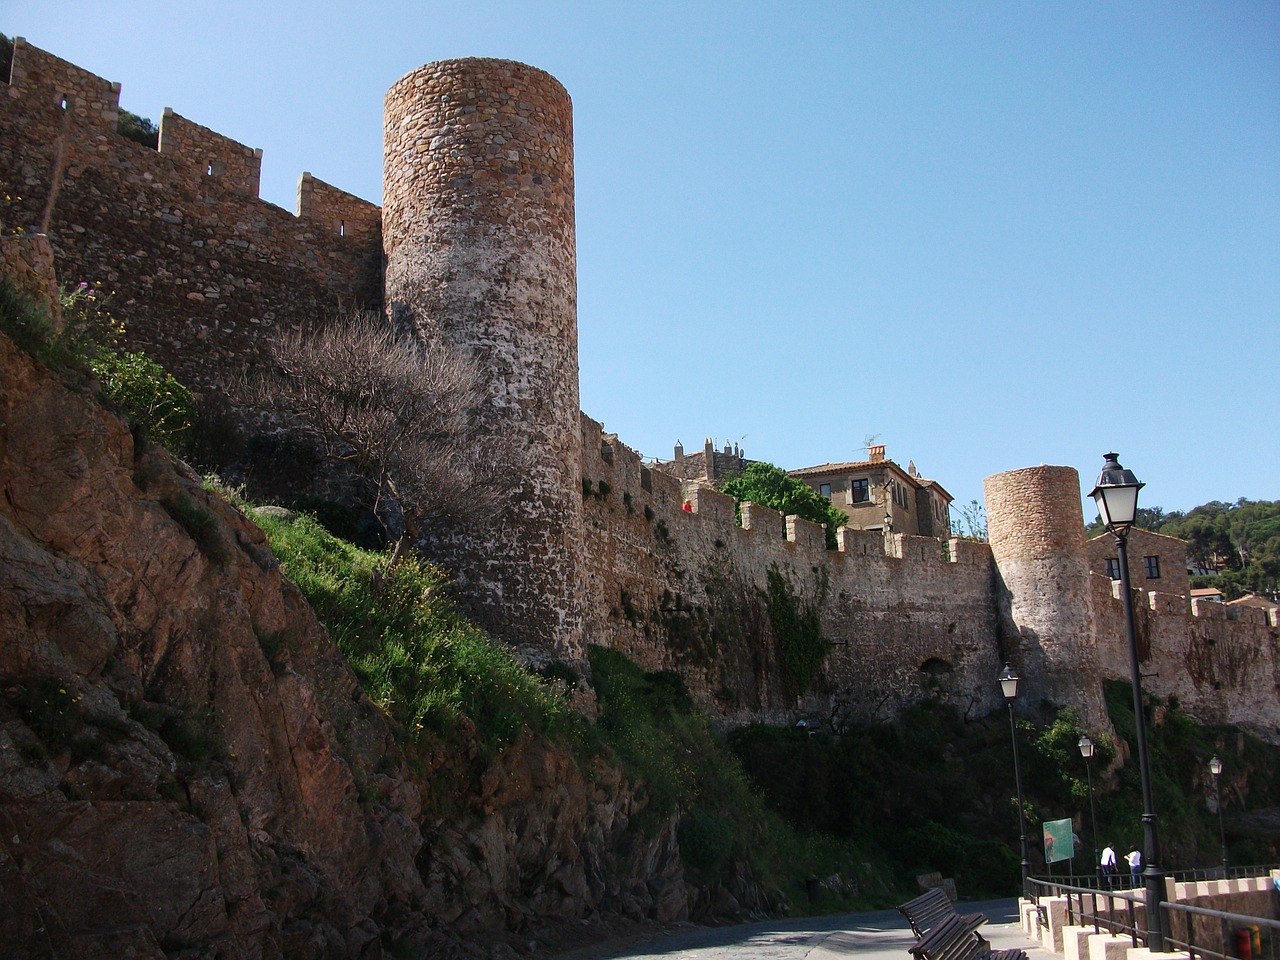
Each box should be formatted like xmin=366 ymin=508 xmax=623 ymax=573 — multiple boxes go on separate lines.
xmin=0 ymin=332 xmax=689 ymax=958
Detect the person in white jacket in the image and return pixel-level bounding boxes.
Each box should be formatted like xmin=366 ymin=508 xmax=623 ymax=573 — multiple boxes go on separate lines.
xmin=1101 ymin=843 xmax=1118 ymax=888
xmin=1127 ymin=848 xmax=1143 ymax=886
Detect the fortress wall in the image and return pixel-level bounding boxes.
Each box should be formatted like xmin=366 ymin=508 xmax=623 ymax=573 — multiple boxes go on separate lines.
xmin=5 ymin=40 xmax=1271 ymax=740
xmin=8 ymin=38 xmax=120 ymax=131
xmin=297 ymin=172 xmax=382 ymax=247
xmin=1092 ymin=574 xmax=1280 ymax=739
xmin=158 ymin=108 xmax=263 ymax=195
xmin=580 ymin=415 xmax=1006 ymax=727
xmin=0 ymin=40 xmax=382 ymax=396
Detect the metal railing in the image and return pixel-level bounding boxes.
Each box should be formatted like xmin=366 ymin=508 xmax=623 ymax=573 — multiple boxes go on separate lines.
xmin=1164 ymin=898 xmax=1280 ymax=960
xmin=1173 ymin=865 xmax=1277 ymax=885
xmin=1027 ymin=874 xmax=1280 ymax=960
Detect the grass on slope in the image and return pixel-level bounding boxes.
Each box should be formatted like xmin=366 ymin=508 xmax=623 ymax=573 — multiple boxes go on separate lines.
xmin=252 ymin=507 xmax=567 ymax=748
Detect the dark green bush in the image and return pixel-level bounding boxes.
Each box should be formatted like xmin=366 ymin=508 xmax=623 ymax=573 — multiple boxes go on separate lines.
xmin=92 ymin=351 xmax=193 ymax=448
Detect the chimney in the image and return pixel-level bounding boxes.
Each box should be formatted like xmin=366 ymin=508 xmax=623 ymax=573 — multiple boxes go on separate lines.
xmin=869 ymin=444 xmax=885 ymax=463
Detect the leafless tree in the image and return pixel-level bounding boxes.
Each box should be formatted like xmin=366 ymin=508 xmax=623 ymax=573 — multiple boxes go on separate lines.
xmin=241 ymin=311 xmax=518 ymax=569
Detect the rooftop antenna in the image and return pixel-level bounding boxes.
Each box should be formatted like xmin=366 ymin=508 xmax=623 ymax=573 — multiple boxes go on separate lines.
xmin=863 ymin=433 xmax=881 ymax=456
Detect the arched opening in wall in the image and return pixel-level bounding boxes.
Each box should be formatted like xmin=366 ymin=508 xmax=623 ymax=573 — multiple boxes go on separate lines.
xmin=339 ymin=220 xmax=345 ymax=237
xmin=59 ymin=96 xmax=68 ymax=110
xmin=206 ymin=163 xmax=214 ymax=176
xmin=600 ymin=440 xmax=613 ymax=465
xmin=639 ymin=465 xmax=652 ymax=493
xmin=919 ymin=657 xmax=955 ymax=676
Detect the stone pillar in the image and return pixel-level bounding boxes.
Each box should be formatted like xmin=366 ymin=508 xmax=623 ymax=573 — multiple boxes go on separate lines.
xmin=0 ymin=235 xmax=61 ymax=328
xmin=383 ymin=58 xmax=583 ymax=661
xmin=984 ymin=465 xmax=1109 ymax=730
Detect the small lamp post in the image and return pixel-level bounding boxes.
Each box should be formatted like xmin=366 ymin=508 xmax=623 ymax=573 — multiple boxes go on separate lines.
xmin=1090 ymin=453 xmax=1165 ymax=949
xmin=1079 ymin=735 xmax=1101 ymax=885
xmin=1209 ymin=755 xmax=1228 ymax=874
xmin=1001 ymin=663 xmax=1031 ymax=898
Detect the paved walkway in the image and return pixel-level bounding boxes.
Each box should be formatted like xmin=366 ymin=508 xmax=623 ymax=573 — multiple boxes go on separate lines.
xmin=549 ymin=898 xmax=1050 ymax=960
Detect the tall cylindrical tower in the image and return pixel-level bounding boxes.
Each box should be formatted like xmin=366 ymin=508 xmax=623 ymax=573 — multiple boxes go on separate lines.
xmin=984 ymin=466 xmax=1109 ymax=729
xmin=383 ymin=59 xmax=583 ymax=660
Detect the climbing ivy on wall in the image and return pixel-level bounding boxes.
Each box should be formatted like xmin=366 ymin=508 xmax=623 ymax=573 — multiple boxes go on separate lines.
xmin=764 ymin=565 xmax=827 ymax=691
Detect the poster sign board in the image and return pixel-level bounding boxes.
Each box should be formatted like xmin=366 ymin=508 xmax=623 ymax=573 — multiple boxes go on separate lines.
xmin=1043 ymin=818 xmax=1074 ymax=864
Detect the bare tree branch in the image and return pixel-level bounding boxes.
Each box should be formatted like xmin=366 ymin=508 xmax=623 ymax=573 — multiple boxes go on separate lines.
xmin=239 ymin=312 xmax=521 ymax=564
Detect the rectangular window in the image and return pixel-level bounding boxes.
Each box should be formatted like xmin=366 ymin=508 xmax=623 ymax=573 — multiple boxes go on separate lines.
xmin=1105 ymin=558 xmax=1121 ymax=580
xmin=852 ymin=479 xmax=869 ymax=503
xmin=819 ymin=483 xmax=831 ymax=498
xmin=1144 ymin=556 xmax=1161 ymax=579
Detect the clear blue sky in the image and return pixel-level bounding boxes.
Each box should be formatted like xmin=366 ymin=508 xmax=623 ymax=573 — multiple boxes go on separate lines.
xmin=6 ymin=1 xmax=1277 ymax=519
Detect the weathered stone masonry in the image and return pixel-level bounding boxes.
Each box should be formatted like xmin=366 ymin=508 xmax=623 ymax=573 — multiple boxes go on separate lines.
xmin=383 ymin=58 xmax=584 ymax=660
xmin=0 ymin=38 xmax=382 ymax=395
xmin=3 ymin=40 xmax=1277 ymax=740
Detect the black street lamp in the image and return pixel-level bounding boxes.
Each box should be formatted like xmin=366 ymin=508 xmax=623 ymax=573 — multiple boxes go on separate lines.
xmin=1210 ymin=755 xmax=1228 ymax=874
xmin=1090 ymin=453 xmax=1166 ymax=949
xmin=1001 ymin=663 xmax=1031 ymax=898
xmin=1079 ymin=735 xmax=1101 ymax=885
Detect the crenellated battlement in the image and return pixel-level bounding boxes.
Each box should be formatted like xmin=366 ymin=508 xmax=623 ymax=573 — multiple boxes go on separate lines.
xmin=297 ymin=172 xmax=382 ymax=245
xmin=1089 ymin=569 xmax=1279 ymax=735
xmin=594 ymin=422 xmax=990 ymax=577
xmin=157 ymin=108 xmax=264 ymax=195
xmin=8 ymin=38 xmax=121 ymax=131
xmin=0 ymin=39 xmax=383 ymax=395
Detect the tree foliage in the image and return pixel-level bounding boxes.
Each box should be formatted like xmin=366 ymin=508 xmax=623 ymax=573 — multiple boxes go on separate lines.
xmin=0 ymin=34 xmax=12 ymax=87
xmin=950 ymin=499 xmax=988 ymax=541
xmin=240 ymin=312 xmax=522 ymax=566
xmin=718 ymin=461 xmax=847 ymax=549
xmin=117 ymin=109 xmax=159 ymax=149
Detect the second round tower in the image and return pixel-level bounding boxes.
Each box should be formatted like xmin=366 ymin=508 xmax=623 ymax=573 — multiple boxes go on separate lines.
xmin=984 ymin=465 xmax=1110 ymax=730
xmin=383 ymin=58 xmax=583 ymax=659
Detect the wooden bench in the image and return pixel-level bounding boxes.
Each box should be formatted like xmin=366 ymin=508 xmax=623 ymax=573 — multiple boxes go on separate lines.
xmin=908 ymin=913 xmax=1027 ymax=960
xmin=897 ymin=887 xmax=987 ymax=939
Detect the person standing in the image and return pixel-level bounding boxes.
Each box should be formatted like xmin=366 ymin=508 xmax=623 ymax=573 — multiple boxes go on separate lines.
xmin=1101 ymin=843 xmax=1118 ymax=888
xmin=1127 ymin=847 xmax=1142 ymax=887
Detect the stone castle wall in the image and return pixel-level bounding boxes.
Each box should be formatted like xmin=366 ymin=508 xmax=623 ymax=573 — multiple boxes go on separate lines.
xmin=1092 ymin=575 xmax=1279 ymax=735
xmin=3 ymin=39 xmax=1277 ymax=740
xmin=580 ymin=416 xmax=1008 ymax=727
xmin=0 ymin=38 xmax=382 ymax=396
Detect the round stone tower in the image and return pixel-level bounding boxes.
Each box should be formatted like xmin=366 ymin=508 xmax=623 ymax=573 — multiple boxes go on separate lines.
xmin=383 ymin=58 xmax=583 ymax=660
xmin=984 ymin=465 xmax=1108 ymax=729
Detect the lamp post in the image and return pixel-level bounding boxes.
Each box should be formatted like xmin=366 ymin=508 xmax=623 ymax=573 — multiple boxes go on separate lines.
xmin=1090 ymin=453 xmax=1166 ymax=949
xmin=1209 ymin=755 xmax=1228 ymax=875
xmin=1079 ymin=735 xmax=1101 ymax=885
xmin=1000 ymin=663 xmax=1031 ymax=899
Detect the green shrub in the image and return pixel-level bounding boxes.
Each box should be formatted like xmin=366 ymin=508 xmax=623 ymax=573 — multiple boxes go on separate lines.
xmin=0 ymin=278 xmax=193 ymax=451
xmin=679 ymin=809 xmax=735 ymax=877
xmin=91 ymin=351 xmax=194 ymax=448
xmin=0 ymin=276 xmax=59 ymax=359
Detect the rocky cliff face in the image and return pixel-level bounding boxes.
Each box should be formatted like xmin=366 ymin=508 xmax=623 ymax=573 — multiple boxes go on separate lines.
xmin=0 ymin=332 xmax=689 ymax=959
